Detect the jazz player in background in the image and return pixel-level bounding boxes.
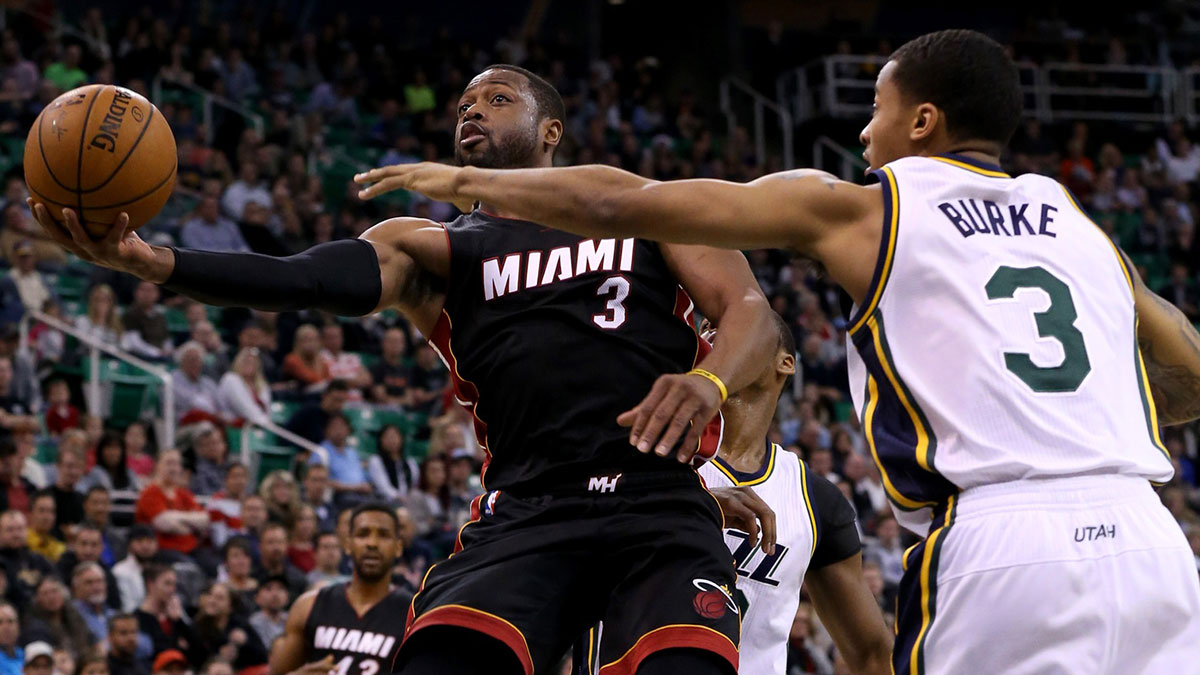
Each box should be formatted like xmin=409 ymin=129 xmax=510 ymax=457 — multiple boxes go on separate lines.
xmin=357 ymin=29 xmax=1200 ymax=675
xmin=31 ymin=65 xmax=775 ymax=675
xmin=269 ymin=503 xmax=412 ymax=675
xmin=578 ymin=314 xmax=892 ymax=675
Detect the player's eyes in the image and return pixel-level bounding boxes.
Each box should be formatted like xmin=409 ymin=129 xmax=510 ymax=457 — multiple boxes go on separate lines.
xmin=492 ymin=95 xmax=508 ymax=104
xmin=459 ymin=104 xmax=470 ymax=113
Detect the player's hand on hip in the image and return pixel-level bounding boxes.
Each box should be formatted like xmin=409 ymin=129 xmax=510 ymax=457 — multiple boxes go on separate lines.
xmin=709 ymin=486 xmax=776 ymax=555
xmin=355 ymin=162 xmax=472 ymax=211
xmin=617 ymin=372 xmax=723 ymax=464
xmin=288 ymin=655 xmax=335 ymax=675
xmin=26 ymin=200 xmax=162 ymax=280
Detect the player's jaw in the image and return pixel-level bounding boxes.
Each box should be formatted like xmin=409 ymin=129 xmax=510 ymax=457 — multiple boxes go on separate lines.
xmin=351 ymin=547 xmax=393 ymax=582
xmin=454 ymin=119 xmax=540 ymax=169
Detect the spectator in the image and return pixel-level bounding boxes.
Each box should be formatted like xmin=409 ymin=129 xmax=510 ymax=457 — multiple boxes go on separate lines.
xmin=22 ymin=577 xmax=93 ymax=658
xmin=43 ymin=45 xmax=87 ymax=90
xmin=247 ymin=575 xmax=288 ymax=649
xmin=196 ymin=659 xmax=231 ymax=675
xmin=808 ymin=448 xmax=840 ymax=484
xmin=785 ymin=602 xmax=833 ymax=675
xmin=120 ymin=283 xmax=172 ymax=363
xmin=238 ymin=495 xmax=269 ymax=558
xmin=188 ymin=582 xmax=267 ymax=670
xmin=218 ymin=537 xmax=257 ymax=605
xmin=219 ymin=163 xmax=271 ymax=225
xmin=74 ymin=286 xmax=121 ymax=346
xmin=75 ymin=654 xmax=107 ymax=675
xmin=258 ymin=470 xmax=301 ymax=530
xmin=134 ymin=565 xmax=192 ymax=656
xmin=286 ymin=505 xmax=317 ymax=573
xmin=106 ymin=614 xmax=149 ymax=675
xmin=217 ymin=348 xmax=272 ymax=427
xmin=407 ymin=345 xmax=447 ymax=414
xmin=122 ymin=423 xmax=154 ymax=484
xmin=1156 ymin=134 xmax=1200 ymax=186
xmin=862 ymin=559 xmax=890 ymax=611
xmin=255 ymin=524 xmax=306 ymax=601
xmin=367 ymin=424 xmax=417 ymax=503
xmin=284 ymin=380 xmax=348 ymax=446
xmin=5 ymin=241 xmax=50 ymax=313
xmin=0 ymin=509 xmax=53 ymax=607
xmin=26 ymin=492 xmax=64 ymax=563
xmin=370 ymin=327 xmax=411 ymax=405
xmin=865 ymin=514 xmax=904 ymax=589
xmin=280 ymin=325 xmax=329 ymax=394
xmin=180 ymin=197 xmax=250 ymax=253
xmin=310 ymin=414 xmax=370 ymax=508
xmin=300 ymin=464 xmax=334 ymax=532
xmin=79 ymin=434 xmax=136 ymax=493
xmin=0 ymin=439 xmax=32 ymax=513
xmin=190 ymin=321 xmax=229 ymax=380
xmin=48 ymin=449 xmax=84 ymax=539
xmin=150 ymin=650 xmax=187 ymax=675
xmin=81 ymin=487 xmax=122 ymax=566
xmin=405 ymin=456 xmax=449 ymax=542
xmin=112 ymin=526 xmax=157 ymax=613
xmin=189 ymin=426 xmax=229 ymax=497
xmin=173 ymin=343 xmax=222 ymax=422
xmin=28 ymin=300 xmax=66 ymax=365
xmin=305 ymin=531 xmax=347 ymax=588
xmin=13 ymin=431 xmax=42 ymax=492
xmin=56 ymin=522 xmax=120 ymax=609
xmin=319 ymin=323 xmax=370 ymax=397
xmin=133 ymin=450 xmax=213 ymax=572
xmin=0 ymin=602 xmax=20 ymax=675
xmin=20 ymin=642 xmax=52 ymax=675
xmin=42 ymin=380 xmax=78 ymax=437
xmin=1157 ymin=262 xmax=1199 ymax=322
xmin=70 ymin=562 xmax=114 ymax=648
xmin=207 ymin=464 xmax=248 ymax=548
xmin=446 ymin=449 xmax=483 ymax=527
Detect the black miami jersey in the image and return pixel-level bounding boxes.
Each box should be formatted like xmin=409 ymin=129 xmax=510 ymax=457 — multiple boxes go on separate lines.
xmin=303 ymin=583 xmax=412 ymax=675
xmin=431 ymin=210 xmax=712 ymax=492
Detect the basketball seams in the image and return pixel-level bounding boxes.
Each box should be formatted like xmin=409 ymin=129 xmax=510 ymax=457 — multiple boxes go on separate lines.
xmin=79 ymin=100 xmax=156 ymax=194
xmin=37 ymin=86 xmax=101 ymax=193
xmin=74 ymin=87 xmax=104 ymax=215
xmin=79 ymin=163 xmax=177 ymax=211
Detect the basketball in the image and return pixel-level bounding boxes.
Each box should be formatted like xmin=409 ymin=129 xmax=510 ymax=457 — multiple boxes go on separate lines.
xmin=23 ymin=84 xmax=176 ymax=239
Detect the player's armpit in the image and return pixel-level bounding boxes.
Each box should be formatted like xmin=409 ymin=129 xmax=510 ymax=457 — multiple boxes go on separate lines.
xmin=1126 ymin=252 xmax=1200 ymax=425
xmin=360 ymin=217 xmax=450 ymax=336
xmin=805 ymin=553 xmax=893 ymax=675
xmin=268 ymin=590 xmax=319 ymax=675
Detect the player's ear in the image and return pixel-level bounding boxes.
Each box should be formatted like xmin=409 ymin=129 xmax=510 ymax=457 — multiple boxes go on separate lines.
xmin=541 ymin=118 xmax=563 ymax=150
xmin=778 ymin=352 xmax=796 ymax=376
xmin=911 ymin=102 xmax=939 ymax=143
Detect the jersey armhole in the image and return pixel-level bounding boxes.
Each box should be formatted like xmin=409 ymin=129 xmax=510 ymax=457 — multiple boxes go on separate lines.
xmin=1059 ymin=183 xmax=1135 ymax=297
xmin=847 ymin=167 xmax=899 ymax=336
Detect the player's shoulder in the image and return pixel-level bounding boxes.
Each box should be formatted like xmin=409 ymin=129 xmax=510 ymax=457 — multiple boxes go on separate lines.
xmin=362 ymin=216 xmax=446 ymax=242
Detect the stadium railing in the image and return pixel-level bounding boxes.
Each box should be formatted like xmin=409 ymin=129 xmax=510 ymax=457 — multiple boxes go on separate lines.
xmin=778 ymin=55 xmax=1182 ymax=127
xmin=719 ymin=77 xmax=795 ymax=169
xmin=151 ymin=75 xmax=266 ymax=146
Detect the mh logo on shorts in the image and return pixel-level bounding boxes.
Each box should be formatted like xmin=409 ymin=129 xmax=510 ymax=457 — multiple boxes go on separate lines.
xmin=691 ymin=578 xmax=738 ymax=620
xmin=587 ymin=473 xmax=623 ymax=493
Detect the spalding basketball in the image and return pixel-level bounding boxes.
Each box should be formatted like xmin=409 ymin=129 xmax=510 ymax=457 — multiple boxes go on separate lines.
xmin=24 ymin=84 xmax=176 ymax=239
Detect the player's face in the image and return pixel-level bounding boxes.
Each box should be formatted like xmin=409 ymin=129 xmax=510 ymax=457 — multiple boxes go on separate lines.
xmin=859 ymin=60 xmax=917 ymax=171
xmin=454 ymin=70 xmax=541 ymax=169
xmin=348 ymin=511 xmax=399 ymax=583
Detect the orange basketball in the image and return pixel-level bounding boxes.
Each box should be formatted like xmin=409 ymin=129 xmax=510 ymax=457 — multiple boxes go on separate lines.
xmin=23 ymin=84 xmax=176 ymax=239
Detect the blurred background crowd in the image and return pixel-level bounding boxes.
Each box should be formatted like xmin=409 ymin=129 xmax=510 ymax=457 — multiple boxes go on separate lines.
xmin=0 ymin=1 xmax=1197 ymax=674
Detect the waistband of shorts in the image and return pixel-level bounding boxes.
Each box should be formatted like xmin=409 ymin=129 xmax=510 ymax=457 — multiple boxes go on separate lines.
xmin=498 ymin=469 xmax=703 ymax=499
xmin=949 ymin=474 xmax=1157 ymax=519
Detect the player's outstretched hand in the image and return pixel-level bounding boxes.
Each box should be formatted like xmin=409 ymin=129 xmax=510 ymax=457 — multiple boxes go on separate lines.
xmin=26 ymin=200 xmax=166 ymax=282
xmin=618 ymin=372 xmax=723 ymax=464
xmin=709 ymin=486 xmax=776 ymax=555
xmin=355 ymin=162 xmax=474 ymax=212
xmin=287 ymin=655 xmax=335 ymax=675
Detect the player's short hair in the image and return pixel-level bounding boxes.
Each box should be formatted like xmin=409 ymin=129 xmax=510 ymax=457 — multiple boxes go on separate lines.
xmin=480 ymin=64 xmax=565 ymax=123
xmin=770 ymin=311 xmax=796 ymax=357
xmin=349 ymin=501 xmax=400 ymax=535
xmin=889 ymin=29 xmax=1022 ymax=147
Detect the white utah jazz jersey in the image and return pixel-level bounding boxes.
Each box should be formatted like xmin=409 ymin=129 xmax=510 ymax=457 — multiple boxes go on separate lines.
xmin=699 ymin=442 xmax=815 ymax=675
xmin=846 ymin=154 xmax=1173 ymax=535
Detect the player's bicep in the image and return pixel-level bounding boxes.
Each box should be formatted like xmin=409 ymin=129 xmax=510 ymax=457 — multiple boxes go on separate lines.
xmin=269 ymin=593 xmax=316 ymax=675
xmin=361 ymin=217 xmax=449 ymax=326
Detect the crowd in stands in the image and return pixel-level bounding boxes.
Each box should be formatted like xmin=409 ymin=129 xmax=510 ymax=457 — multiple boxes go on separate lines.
xmin=0 ymin=5 xmax=1194 ymax=675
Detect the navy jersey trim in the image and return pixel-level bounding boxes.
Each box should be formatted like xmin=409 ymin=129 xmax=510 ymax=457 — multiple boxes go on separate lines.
xmin=710 ymin=439 xmax=775 ymax=486
xmin=931 ymin=153 xmax=1011 ymax=178
xmin=848 ymin=166 xmax=899 ymax=335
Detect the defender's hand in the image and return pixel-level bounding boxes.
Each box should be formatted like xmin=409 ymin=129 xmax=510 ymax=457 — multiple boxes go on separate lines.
xmin=27 ymin=200 xmax=167 ymax=282
xmin=618 ymin=372 xmax=723 ymax=464
xmin=709 ymin=486 xmax=776 ymax=555
xmin=288 ymin=656 xmax=335 ymax=675
xmin=355 ymin=162 xmax=473 ymax=211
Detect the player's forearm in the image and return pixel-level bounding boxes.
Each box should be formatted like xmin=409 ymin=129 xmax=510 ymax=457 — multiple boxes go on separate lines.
xmin=697 ymin=292 xmax=776 ymax=395
xmin=1138 ymin=290 xmax=1200 ymax=425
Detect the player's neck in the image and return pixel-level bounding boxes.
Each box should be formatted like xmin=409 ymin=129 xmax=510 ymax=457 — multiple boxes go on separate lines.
xmin=346 ymin=576 xmax=391 ymax=609
xmin=935 ymin=144 xmax=1002 ymax=167
xmin=717 ymin=394 xmax=774 ymax=473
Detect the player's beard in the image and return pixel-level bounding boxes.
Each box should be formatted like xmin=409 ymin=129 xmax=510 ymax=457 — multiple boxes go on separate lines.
xmin=455 ymin=124 xmax=540 ymax=169
xmin=352 ymin=552 xmax=392 ymax=583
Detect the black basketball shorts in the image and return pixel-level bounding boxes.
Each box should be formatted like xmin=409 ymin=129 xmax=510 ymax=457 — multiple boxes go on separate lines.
xmin=393 ymin=470 xmax=740 ymax=675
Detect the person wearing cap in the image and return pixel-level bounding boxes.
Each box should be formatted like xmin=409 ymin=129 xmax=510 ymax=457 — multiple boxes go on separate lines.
xmin=20 ymin=641 xmax=52 ymax=675
xmin=150 ymin=650 xmax=186 ymax=675
xmin=113 ymin=525 xmax=160 ymax=613
xmin=5 ymin=240 xmax=51 ymax=314
xmin=248 ymin=574 xmax=289 ymax=648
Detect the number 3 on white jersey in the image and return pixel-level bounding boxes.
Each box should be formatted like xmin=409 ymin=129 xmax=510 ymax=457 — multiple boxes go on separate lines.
xmin=594 ymin=275 xmax=631 ymax=329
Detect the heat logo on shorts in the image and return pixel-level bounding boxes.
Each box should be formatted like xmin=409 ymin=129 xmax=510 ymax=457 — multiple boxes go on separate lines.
xmin=691 ymin=578 xmax=738 ymax=620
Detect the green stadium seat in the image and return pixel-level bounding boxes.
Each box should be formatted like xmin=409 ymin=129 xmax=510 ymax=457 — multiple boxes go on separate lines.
xmin=269 ymin=401 xmax=299 ymax=424
xmin=53 ymin=275 xmax=88 ymax=302
xmin=255 ymin=446 xmax=296 ymax=483
xmin=35 ymin=437 xmax=58 ymax=465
